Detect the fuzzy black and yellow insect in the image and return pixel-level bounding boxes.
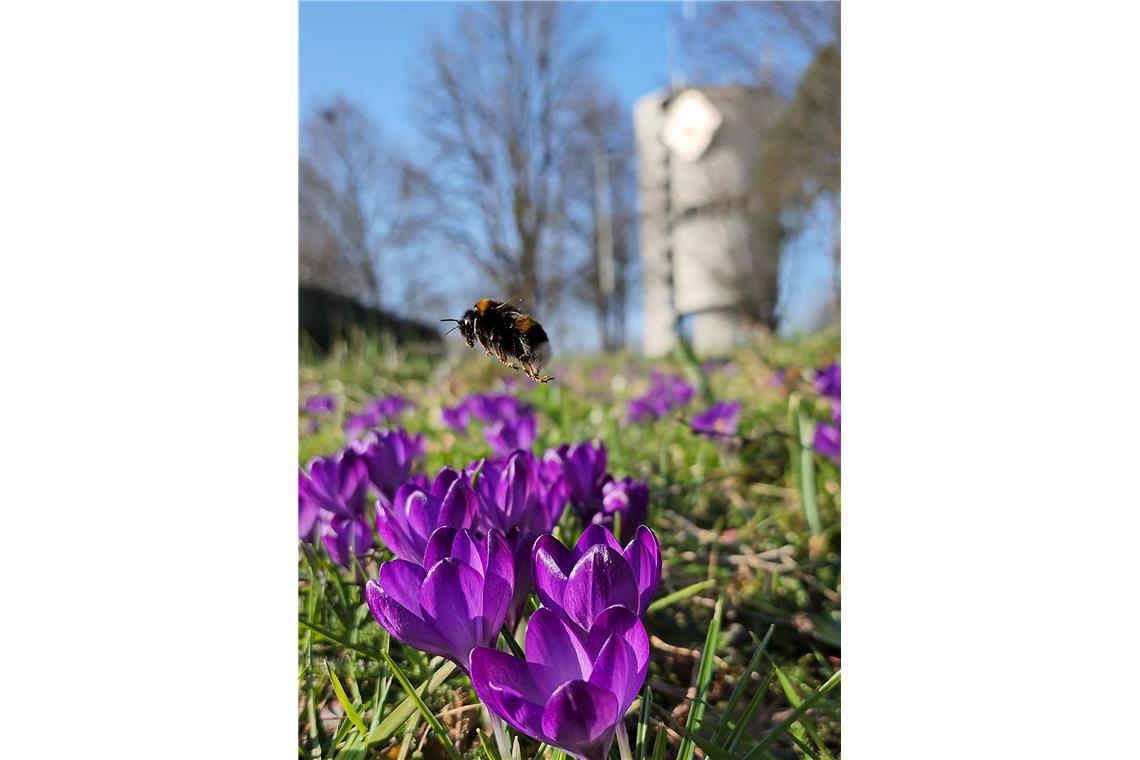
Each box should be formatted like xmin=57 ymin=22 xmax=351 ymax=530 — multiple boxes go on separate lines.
xmin=441 ymin=297 xmax=554 ymax=382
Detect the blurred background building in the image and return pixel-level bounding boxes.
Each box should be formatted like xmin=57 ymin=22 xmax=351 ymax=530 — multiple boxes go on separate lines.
xmin=636 ymin=85 xmax=783 ymax=356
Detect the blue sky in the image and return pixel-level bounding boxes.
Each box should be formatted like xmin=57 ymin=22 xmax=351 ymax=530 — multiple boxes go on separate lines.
xmin=299 ymin=1 xmax=837 ymax=343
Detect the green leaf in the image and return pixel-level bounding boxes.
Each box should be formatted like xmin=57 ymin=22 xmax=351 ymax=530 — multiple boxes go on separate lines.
xmin=645 ymin=579 xmax=716 ymax=614
xmin=298 ymin=618 xmax=379 ymax=661
xmin=478 ymin=729 xmax=503 ymax=760
xmin=743 ymin=670 xmax=841 ymax=759
xmin=768 ymin=657 xmax=831 ymax=759
xmin=500 ymin=625 xmax=525 ymax=660
xmin=366 ymin=659 xmax=458 ymax=744
xmin=650 ymin=725 xmax=667 ymax=760
xmin=377 ymin=649 xmax=463 ymax=760
xmin=712 ymin=625 xmax=774 ymax=745
xmin=325 ymin=661 xmax=368 ymax=738
xmin=677 ymin=596 xmax=724 ymax=760
xmin=636 ymin=687 xmax=653 ymax=760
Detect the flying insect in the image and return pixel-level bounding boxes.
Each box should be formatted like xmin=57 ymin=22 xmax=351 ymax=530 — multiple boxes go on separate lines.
xmin=442 ymin=297 xmax=554 ymax=383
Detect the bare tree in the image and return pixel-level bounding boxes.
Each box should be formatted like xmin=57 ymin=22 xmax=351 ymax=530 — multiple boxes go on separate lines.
xmin=563 ymin=82 xmax=638 ymax=350
xmin=299 ymin=97 xmax=433 ymax=306
xmin=416 ymin=2 xmax=601 ymax=315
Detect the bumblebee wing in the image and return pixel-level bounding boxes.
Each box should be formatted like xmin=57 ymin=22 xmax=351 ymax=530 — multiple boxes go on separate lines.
xmin=495 ymin=293 xmax=527 ymax=311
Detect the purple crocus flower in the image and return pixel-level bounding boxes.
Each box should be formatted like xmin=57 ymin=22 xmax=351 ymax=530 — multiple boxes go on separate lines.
xmin=304 ymin=395 xmax=337 ymax=413
xmin=596 ymin=477 xmax=649 ymax=534
xmin=441 ymin=403 xmax=471 ymax=433
xmin=375 ymin=467 xmax=479 ymax=564
xmin=343 ymin=413 xmax=375 ymax=439
xmin=299 ymin=471 xmax=320 ymax=540
xmin=627 ymin=373 xmax=695 ymax=423
xmin=365 ymin=526 xmax=514 ymax=673
xmin=467 ymin=394 xmax=527 ymax=423
xmin=484 ymin=413 xmax=538 ymax=456
xmin=299 ymin=448 xmax=370 ymax=521
xmin=469 ymin=452 xmax=567 ymax=627
xmin=321 ymin=515 xmax=373 ymax=568
xmin=354 ymin=429 xmax=426 ymax=504
xmin=532 ymin=525 xmax=661 ymax=640
xmin=814 ymin=362 xmax=841 ymax=401
xmin=813 ymin=403 xmax=841 ymax=464
xmin=470 ymin=605 xmax=649 ymax=760
xmin=368 ymin=395 xmax=413 ymax=422
xmin=690 ymin=401 xmax=742 ymax=438
xmin=771 ymin=368 xmax=787 ymax=389
xmin=544 ymin=442 xmax=608 ymax=521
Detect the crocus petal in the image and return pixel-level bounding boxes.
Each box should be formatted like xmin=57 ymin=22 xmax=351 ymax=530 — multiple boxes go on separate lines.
xmin=377 ymin=560 xmax=428 ymax=616
xmin=532 ymin=535 xmax=573 ymax=612
xmin=587 ymin=635 xmax=639 ymax=713
xmin=364 ymin=580 xmax=441 ymax=656
xmin=575 ymin=524 xmax=624 ymax=558
xmin=585 ymin=606 xmax=650 ymax=710
xmin=422 ymin=526 xmax=460 ymax=571
xmin=420 ymin=558 xmax=484 ymax=666
xmin=470 ymin=647 xmax=548 ymax=741
xmin=563 ymin=545 xmax=638 ymax=634
xmin=541 ymin=680 xmax=619 ymax=760
xmin=482 ymin=529 xmax=515 ymax=630
xmin=622 ymin=526 xmax=662 ymax=616
xmin=525 ymin=608 xmax=592 ymax=695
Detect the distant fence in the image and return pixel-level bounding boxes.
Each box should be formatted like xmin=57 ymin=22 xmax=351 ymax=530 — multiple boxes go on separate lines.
xmin=299 ymin=285 xmax=442 ymax=353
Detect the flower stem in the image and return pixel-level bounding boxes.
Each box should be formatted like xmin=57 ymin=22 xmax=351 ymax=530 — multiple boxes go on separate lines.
xmin=490 ymin=713 xmax=512 ymax=760
xmin=616 ymin=720 xmax=633 ymax=760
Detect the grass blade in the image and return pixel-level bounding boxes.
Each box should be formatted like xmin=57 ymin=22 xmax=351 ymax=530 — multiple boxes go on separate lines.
xmin=743 ymin=669 xmax=841 ymax=759
xmin=677 ymin=596 xmax=724 ymax=760
xmin=726 ymin=668 xmax=777 ymax=753
xmin=768 ymin=657 xmax=832 ymax=759
xmin=298 ymin=618 xmax=380 ymax=661
xmin=650 ymin=725 xmax=667 ymax=760
xmin=377 ymin=649 xmax=463 ymax=760
xmin=366 ymin=659 xmax=458 ymax=744
xmin=636 ymin=687 xmax=653 ymax=760
xmin=645 ymin=579 xmax=715 ymax=614
xmin=325 ymin=661 xmax=368 ymax=738
xmin=478 ymin=728 xmax=503 ymax=760
xmin=712 ymin=625 xmax=774 ymax=745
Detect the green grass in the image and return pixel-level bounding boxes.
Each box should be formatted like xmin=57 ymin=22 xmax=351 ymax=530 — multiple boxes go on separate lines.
xmin=298 ymin=326 xmax=840 ymax=759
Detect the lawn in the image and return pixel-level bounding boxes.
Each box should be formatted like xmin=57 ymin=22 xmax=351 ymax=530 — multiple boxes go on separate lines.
xmin=299 ymin=327 xmax=841 ymax=759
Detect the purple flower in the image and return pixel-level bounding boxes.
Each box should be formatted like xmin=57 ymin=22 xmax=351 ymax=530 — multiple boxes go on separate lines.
xmin=814 ymin=362 xmax=841 ymax=401
xmin=469 ymin=452 xmax=568 ymax=627
xmin=376 ymin=468 xmax=479 ymax=564
xmin=366 ymin=527 xmax=515 ymax=673
xmin=690 ymin=401 xmax=742 ymax=438
xmin=544 ymin=442 xmax=608 ymax=521
xmin=813 ymin=403 xmax=841 ymax=465
xmin=343 ymin=413 xmax=375 ymax=439
xmin=354 ymin=429 xmax=425 ymax=504
xmin=596 ymin=477 xmax=649 ymax=534
xmin=320 ymin=515 xmax=373 ymax=568
xmin=532 ymin=525 xmax=661 ymax=640
xmin=299 ymin=471 xmax=320 ymax=540
xmin=627 ymin=373 xmax=695 ymax=423
xmin=299 ymin=448 xmax=370 ymax=521
xmin=470 ymin=605 xmax=649 ymax=760
xmin=771 ymin=368 xmax=787 ymax=389
xmin=467 ymin=394 xmax=528 ymax=423
xmin=304 ymin=395 xmax=337 ymax=413
xmin=485 ymin=413 xmax=538 ymax=456
xmin=368 ymin=395 xmax=413 ymax=422
xmin=441 ymin=403 xmax=471 ymax=433
xmin=470 ymin=452 xmax=566 ymax=537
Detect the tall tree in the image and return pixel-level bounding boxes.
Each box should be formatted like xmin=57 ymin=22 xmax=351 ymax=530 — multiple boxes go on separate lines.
xmin=417 ymin=2 xmax=600 ymax=315
xmin=299 ymin=97 xmax=432 ymax=306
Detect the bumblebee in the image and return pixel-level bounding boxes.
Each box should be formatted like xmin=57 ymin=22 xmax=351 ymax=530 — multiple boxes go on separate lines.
xmin=442 ymin=297 xmax=554 ymax=382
